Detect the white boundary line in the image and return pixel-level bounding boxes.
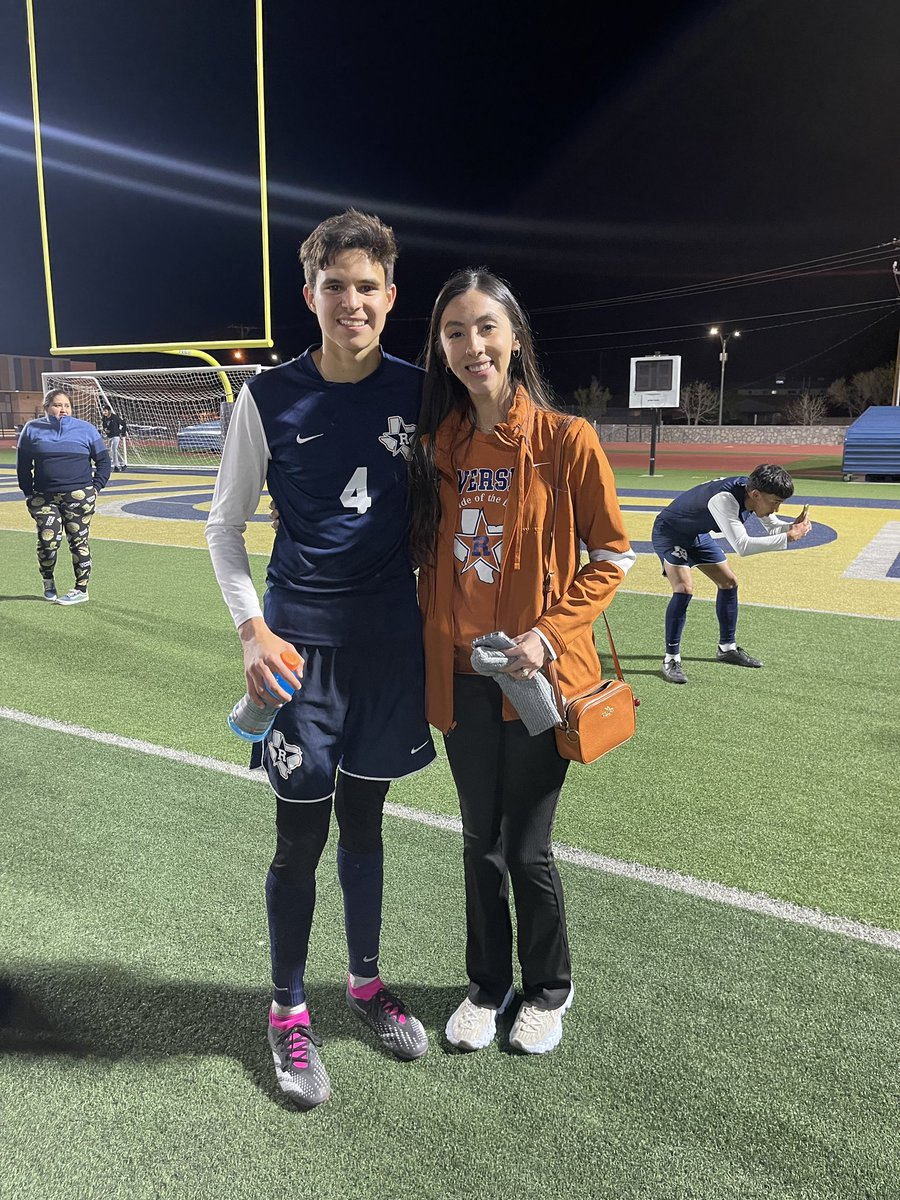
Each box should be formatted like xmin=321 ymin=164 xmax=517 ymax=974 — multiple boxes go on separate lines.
xmin=2 ymin=706 xmax=898 ymax=955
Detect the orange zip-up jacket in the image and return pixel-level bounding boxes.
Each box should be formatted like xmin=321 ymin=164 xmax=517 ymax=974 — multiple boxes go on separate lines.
xmin=418 ymin=388 xmax=635 ymax=734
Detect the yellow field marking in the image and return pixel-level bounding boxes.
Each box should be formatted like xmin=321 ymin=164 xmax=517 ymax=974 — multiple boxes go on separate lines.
xmin=622 ymin=505 xmax=900 ymax=621
xmin=3 ymin=471 xmax=898 ymax=618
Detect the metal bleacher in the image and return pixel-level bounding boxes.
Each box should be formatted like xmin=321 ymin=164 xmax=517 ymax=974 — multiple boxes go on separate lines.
xmin=842 ymin=406 xmax=900 ymax=480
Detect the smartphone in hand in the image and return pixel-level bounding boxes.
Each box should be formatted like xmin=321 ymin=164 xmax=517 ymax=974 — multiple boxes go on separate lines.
xmin=472 ymin=630 xmax=517 ymax=651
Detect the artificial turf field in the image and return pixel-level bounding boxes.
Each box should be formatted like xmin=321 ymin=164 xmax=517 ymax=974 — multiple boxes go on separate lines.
xmin=1 ymin=453 xmax=898 ymax=1200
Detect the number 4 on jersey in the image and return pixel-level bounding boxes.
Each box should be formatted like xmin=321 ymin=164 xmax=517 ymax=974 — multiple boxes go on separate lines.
xmin=340 ymin=467 xmax=372 ymax=513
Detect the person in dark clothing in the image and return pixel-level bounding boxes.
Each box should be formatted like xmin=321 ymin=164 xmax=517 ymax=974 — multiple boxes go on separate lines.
xmin=650 ymin=464 xmax=812 ymax=683
xmin=16 ymin=389 xmax=111 ymax=605
xmin=101 ymin=405 xmax=127 ymax=471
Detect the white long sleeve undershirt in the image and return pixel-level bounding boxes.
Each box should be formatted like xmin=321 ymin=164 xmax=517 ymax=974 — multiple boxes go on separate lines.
xmin=204 ymin=383 xmax=272 ymax=628
xmin=707 ymin=491 xmax=788 ymax=556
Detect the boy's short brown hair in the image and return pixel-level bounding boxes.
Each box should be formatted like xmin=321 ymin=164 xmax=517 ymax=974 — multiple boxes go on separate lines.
xmin=299 ymin=209 xmax=398 ymax=289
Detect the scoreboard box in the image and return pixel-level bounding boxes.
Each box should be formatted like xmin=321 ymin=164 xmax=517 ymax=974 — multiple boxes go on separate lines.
xmin=629 ymin=355 xmax=681 ymax=408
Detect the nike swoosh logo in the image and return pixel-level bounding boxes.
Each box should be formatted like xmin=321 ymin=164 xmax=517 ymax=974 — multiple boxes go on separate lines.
xmin=363 ymin=954 xmax=378 ymax=963
xmin=410 ymin=740 xmax=430 ymax=754
xmin=296 ymin=434 xmax=324 ymax=445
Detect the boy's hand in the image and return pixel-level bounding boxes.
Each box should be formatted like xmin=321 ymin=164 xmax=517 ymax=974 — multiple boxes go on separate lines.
xmin=238 ymin=617 xmax=303 ymax=704
xmin=787 ymin=514 xmax=812 ymax=542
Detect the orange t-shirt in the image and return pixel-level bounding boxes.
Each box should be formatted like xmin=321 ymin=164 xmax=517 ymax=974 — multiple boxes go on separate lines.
xmin=451 ymin=430 xmax=517 ymax=672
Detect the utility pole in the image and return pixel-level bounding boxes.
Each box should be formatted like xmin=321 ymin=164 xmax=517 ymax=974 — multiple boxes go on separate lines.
xmin=709 ymin=327 xmax=741 ymax=426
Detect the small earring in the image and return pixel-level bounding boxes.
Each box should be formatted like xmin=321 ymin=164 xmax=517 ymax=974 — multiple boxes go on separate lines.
xmin=512 ymin=347 xmax=521 ymax=359
xmin=444 ymin=364 xmax=452 ymax=373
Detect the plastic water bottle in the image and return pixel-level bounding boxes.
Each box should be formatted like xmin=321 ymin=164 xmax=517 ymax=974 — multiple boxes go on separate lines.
xmin=228 ymin=650 xmax=301 ymax=743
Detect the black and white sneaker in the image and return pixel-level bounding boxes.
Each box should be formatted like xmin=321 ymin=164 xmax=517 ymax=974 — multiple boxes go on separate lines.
xmin=662 ymin=659 xmax=688 ymax=684
xmin=716 ymin=646 xmax=762 ymax=668
xmin=346 ymin=982 xmax=428 ymax=1061
xmin=267 ymin=1014 xmax=331 ymax=1109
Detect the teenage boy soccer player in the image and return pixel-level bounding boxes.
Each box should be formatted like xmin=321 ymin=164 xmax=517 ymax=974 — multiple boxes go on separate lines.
xmin=206 ymin=210 xmax=435 ymax=1109
xmin=651 ymin=464 xmax=812 ymax=684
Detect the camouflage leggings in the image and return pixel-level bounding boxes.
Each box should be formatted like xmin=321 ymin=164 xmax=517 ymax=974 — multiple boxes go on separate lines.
xmin=26 ymin=487 xmax=96 ymax=589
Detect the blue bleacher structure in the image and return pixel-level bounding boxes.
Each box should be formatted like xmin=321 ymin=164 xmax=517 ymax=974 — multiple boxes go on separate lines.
xmin=842 ymin=405 xmax=900 ymax=480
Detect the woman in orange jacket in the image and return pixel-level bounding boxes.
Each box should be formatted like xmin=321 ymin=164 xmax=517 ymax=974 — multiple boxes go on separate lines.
xmin=409 ymin=269 xmax=635 ymax=1055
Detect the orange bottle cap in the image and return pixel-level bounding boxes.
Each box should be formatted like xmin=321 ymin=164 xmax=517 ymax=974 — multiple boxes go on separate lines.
xmin=280 ymin=650 xmax=301 ymax=669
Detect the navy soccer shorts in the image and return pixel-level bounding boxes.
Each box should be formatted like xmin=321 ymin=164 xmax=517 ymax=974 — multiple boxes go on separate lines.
xmin=651 ymin=519 xmax=727 ymax=573
xmin=257 ymin=634 xmax=436 ymax=802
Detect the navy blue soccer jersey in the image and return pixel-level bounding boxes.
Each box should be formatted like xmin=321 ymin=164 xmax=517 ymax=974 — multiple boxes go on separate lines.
xmin=206 ymin=348 xmax=423 ymax=644
xmin=656 ymin=476 xmax=749 ymax=540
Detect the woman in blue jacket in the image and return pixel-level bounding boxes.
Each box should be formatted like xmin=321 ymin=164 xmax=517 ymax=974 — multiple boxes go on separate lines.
xmin=16 ymin=389 xmax=111 ymax=605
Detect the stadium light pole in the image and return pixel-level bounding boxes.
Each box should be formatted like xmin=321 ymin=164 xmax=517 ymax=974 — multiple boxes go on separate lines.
xmin=710 ymin=327 xmax=740 ymax=426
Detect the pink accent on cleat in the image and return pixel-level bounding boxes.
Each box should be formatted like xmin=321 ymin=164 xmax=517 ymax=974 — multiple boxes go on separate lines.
xmin=348 ymin=976 xmax=383 ymax=1003
xmin=269 ymin=1009 xmax=310 ymax=1031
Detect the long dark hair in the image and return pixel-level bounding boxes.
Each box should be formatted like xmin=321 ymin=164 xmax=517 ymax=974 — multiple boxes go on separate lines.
xmin=408 ymin=268 xmax=556 ymax=568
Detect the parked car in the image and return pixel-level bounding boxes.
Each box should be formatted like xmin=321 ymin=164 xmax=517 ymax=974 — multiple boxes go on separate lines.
xmin=176 ymin=419 xmax=223 ymax=452
xmin=128 ymin=423 xmax=169 ymax=441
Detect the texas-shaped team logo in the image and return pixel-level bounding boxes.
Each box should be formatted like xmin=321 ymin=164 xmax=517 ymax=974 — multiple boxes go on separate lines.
xmin=379 ymin=415 xmax=415 ymax=460
xmin=268 ymin=729 xmax=303 ymax=779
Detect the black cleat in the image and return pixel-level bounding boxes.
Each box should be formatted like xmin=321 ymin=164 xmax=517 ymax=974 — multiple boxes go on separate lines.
xmin=716 ymin=646 xmax=763 ymax=668
xmin=346 ymin=983 xmax=428 ymax=1061
xmin=267 ymin=1016 xmax=331 ymax=1109
xmin=662 ymin=659 xmax=688 ymax=684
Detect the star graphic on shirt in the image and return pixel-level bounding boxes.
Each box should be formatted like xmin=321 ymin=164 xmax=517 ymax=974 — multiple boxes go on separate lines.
xmin=454 ymin=508 xmax=503 ymax=583
xmin=378 ymin=414 xmax=416 ymax=460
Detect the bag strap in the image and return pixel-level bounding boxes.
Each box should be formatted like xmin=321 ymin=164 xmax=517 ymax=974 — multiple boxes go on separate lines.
xmin=541 ymin=416 xmax=574 ymax=617
xmin=541 ymin=417 xmax=626 ymax=720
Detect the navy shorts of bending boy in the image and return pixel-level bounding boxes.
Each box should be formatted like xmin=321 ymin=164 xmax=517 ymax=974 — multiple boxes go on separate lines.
xmin=651 ymin=524 xmax=727 ymax=571
xmin=258 ymin=634 xmax=436 ymax=803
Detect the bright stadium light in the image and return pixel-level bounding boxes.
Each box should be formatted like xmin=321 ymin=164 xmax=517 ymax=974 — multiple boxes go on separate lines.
xmin=710 ymin=327 xmax=741 ymax=426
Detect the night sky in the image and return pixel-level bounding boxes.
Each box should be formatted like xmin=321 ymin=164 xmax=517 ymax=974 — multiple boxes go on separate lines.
xmin=1 ymin=0 xmax=898 ymax=400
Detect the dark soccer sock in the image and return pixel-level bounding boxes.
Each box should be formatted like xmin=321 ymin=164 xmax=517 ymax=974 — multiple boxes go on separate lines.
xmin=266 ymin=868 xmax=316 ymax=1007
xmin=665 ymin=592 xmax=692 ymax=656
xmin=716 ymin=586 xmax=739 ymax=645
xmin=337 ymin=845 xmax=384 ymax=978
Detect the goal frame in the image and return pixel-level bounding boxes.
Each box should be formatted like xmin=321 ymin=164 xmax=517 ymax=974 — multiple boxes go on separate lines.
xmin=24 ymin=0 xmax=272 ymax=356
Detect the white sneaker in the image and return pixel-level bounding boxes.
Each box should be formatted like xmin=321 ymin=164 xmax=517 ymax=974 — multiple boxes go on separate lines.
xmin=445 ymin=985 xmax=515 ymax=1051
xmin=509 ymin=983 xmax=575 ymax=1054
xmin=57 ymin=589 xmax=89 ymax=606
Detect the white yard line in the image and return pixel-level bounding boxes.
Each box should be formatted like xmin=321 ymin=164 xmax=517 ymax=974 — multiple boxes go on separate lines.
xmin=2 ymin=705 xmax=898 ymax=955
xmin=842 ymin=521 xmax=900 ymax=582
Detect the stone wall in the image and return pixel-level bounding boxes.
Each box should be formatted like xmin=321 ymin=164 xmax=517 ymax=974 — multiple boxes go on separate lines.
xmin=597 ymin=423 xmax=847 ymax=445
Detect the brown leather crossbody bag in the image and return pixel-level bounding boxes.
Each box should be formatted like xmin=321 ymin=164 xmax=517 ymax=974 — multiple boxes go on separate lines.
xmin=542 ymin=419 xmax=638 ymax=764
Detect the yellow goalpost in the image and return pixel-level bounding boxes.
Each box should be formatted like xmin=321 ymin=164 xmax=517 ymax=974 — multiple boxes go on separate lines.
xmin=23 ymin=0 xmax=272 ymax=359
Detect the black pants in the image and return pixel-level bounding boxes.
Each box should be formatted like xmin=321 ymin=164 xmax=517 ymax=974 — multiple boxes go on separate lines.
xmin=444 ymin=674 xmax=571 ymax=1010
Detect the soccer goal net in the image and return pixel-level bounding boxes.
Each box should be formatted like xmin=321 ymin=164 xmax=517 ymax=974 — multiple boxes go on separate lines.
xmin=40 ymin=364 xmax=262 ymax=469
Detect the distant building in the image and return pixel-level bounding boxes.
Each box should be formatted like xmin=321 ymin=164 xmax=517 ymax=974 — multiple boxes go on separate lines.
xmin=0 ymin=353 xmax=97 ymax=434
xmin=735 ymin=376 xmax=827 ymax=424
